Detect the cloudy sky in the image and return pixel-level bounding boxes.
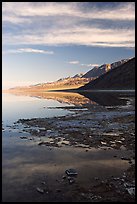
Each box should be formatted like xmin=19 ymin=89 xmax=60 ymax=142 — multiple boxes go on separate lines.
xmin=2 ymin=2 xmax=135 ymax=89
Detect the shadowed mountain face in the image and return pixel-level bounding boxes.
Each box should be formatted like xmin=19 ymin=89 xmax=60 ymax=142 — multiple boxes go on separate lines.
xmin=82 ymin=65 xmax=107 ymax=78
xmin=79 ymin=57 xmax=135 ymax=90
xmin=82 ymin=59 xmax=129 ymax=78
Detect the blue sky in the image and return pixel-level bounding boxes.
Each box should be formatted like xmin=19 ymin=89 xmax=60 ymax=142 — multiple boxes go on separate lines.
xmin=2 ymin=2 xmax=135 ymax=89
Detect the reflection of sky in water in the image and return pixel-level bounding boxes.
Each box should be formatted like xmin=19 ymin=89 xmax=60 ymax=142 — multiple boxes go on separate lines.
xmin=2 ymin=140 xmax=132 ymax=202
xmin=2 ymin=93 xmax=73 ymax=125
xmin=2 ymin=92 xmax=134 ymax=202
xmin=3 ymin=141 xmax=131 ymax=188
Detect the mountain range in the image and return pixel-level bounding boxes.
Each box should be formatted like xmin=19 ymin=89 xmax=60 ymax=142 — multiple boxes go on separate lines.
xmin=79 ymin=57 xmax=135 ymax=90
xmin=81 ymin=59 xmax=129 ymax=78
xmin=6 ymin=57 xmax=134 ymax=92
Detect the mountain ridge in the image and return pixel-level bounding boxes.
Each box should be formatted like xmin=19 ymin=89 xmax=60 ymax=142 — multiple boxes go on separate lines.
xmin=5 ymin=57 xmax=134 ymax=92
xmin=82 ymin=58 xmax=129 ymax=78
xmin=78 ymin=57 xmax=135 ymax=90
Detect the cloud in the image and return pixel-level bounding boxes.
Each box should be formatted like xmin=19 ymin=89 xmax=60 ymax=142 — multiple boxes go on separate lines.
xmin=2 ymin=2 xmax=135 ymax=21
xmin=81 ymin=64 xmax=99 ymax=67
xmin=68 ymin=61 xmax=99 ymax=68
xmin=87 ymin=64 xmax=99 ymax=67
xmin=3 ymin=26 xmax=135 ymax=48
xmin=68 ymin=61 xmax=79 ymax=64
xmin=3 ymin=48 xmax=54 ymax=54
xmin=2 ymin=2 xmax=135 ymax=48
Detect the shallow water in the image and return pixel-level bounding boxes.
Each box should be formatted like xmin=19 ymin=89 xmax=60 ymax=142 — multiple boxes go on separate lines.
xmin=2 ymin=91 xmax=135 ymax=202
xmin=2 ymin=93 xmax=74 ymax=125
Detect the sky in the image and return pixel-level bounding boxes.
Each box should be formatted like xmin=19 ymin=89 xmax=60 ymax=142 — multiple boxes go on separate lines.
xmin=2 ymin=2 xmax=135 ymax=89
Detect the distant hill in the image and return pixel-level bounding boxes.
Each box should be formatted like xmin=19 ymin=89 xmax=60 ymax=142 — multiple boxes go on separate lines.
xmin=82 ymin=59 xmax=129 ymax=78
xmin=7 ymin=77 xmax=91 ymax=92
xmin=78 ymin=57 xmax=135 ymax=90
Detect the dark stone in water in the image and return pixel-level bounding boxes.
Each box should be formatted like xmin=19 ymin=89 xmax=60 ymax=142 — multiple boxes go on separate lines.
xmin=36 ymin=187 xmax=44 ymax=194
xmin=65 ymin=168 xmax=78 ymax=176
xmin=20 ymin=136 xmax=27 ymax=139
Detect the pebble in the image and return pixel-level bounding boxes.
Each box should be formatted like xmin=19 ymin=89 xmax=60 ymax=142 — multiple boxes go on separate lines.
xmin=101 ymin=141 xmax=107 ymax=145
xmin=69 ymin=178 xmax=75 ymax=184
xmin=62 ymin=175 xmax=66 ymax=179
xmin=36 ymin=187 xmax=44 ymax=194
xmin=47 ymin=130 xmax=52 ymax=133
xmin=41 ymin=181 xmax=46 ymax=185
xmin=126 ymin=187 xmax=135 ymax=196
xmin=20 ymin=136 xmax=27 ymax=139
xmin=121 ymin=157 xmax=129 ymax=160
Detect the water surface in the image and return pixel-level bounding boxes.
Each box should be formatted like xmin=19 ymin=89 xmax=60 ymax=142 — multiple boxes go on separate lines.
xmin=2 ymin=91 xmax=135 ymax=202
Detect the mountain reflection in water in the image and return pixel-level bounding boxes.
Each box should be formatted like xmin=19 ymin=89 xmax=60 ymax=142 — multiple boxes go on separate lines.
xmin=6 ymin=90 xmax=135 ymax=107
xmin=79 ymin=91 xmax=135 ymax=106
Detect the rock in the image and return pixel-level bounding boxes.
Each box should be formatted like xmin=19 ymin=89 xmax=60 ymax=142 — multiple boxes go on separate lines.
xmin=20 ymin=136 xmax=27 ymax=139
xmin=115 ymin=140 xmax=123 ymax=144
xmin=126 ymin=187 xmax=135 ymax=196
xmin=41 ymin=181 xmax=46 ymax=185
xmin=81 ymin=193 xmax=85 ymax=197
xmin=121 ymin=157 xmax=129 ymax=160
xmin=101 ymin=141 xmax=107 ymax=145
xmin=47 ymin=130 xmax=52 ymax=133
xmin=69 ymin=178 xmax=75 ymax=184
xmin=39 ymin=128 xmax=46 ymax=130
xmin=61 ymin=141 xmax=70 ymax=145
xmin=36 ymin=187 xmax=44 ymax=194
xmin=62 ymin=175 xmax=66 ymax=179
xmin=65 ymin=168 xmax=78 ymax=176
xmin=67 ymin=176 xmax=71 ymax=180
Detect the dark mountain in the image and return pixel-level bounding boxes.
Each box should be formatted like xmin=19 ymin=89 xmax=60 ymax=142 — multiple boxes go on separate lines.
xmin=78 ymin=57 xmax=135 ymax=90
xmin=111 ymin=59 xmax=129 ymax=69
xmin=82 ymin=59 xmax=129 ymax=79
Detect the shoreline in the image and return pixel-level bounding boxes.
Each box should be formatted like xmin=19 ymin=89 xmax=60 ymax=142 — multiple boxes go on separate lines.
xmin=2 ymin=88 xmax=135 ymax=93
xmin=48 ymin=89 xmax=135 ymax=93
xmin=2 ymin=92 xmax=135 ymax=202
xmin=13 ymin=96 xmax=135 ymax=202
